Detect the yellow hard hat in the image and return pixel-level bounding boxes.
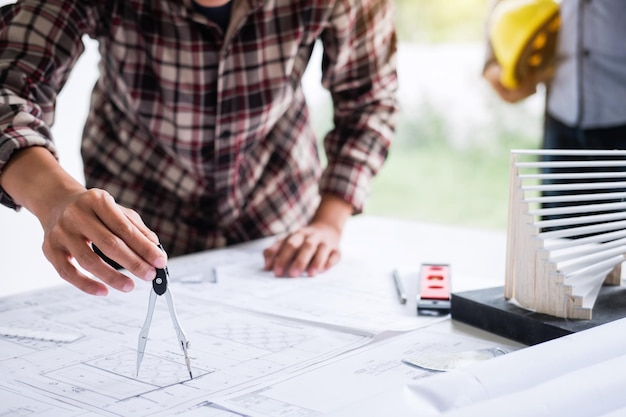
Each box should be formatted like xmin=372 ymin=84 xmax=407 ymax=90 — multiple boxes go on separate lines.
xmin=489 ymin=0 xmax=560 ymax=89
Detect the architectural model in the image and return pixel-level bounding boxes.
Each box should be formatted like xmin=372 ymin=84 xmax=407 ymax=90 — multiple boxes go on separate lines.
xmin=506 ymin=149 xmax=626 ymax=319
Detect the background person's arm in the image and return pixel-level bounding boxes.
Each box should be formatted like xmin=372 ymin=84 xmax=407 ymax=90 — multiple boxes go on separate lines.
xmin=483 ymin=61 xmax=545 ymax=103
xmin=482 ymin=0 xmax=556 ymax=103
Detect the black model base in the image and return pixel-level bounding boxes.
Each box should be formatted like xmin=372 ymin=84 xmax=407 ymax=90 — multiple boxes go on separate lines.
xmin=450 ymin=285 xmax=626 ymax=346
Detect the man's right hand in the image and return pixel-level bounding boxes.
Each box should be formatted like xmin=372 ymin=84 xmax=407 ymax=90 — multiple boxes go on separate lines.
xmin=0 ymin=147 xmax=166 ymax=296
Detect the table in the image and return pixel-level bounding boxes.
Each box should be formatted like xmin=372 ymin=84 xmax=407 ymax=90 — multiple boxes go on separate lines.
xmin=4 ymin=215 xmax=622 ymax=416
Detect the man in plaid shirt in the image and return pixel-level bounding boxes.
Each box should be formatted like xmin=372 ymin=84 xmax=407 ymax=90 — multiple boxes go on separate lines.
xmin=0 ymin=0 xmax=398 ymax=296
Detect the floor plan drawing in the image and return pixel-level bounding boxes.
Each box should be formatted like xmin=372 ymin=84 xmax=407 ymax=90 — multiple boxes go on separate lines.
xmin=0 ymin=282 xmax=370 ymax=416
xmin=0 ymin=239 xmax=521 ymax=416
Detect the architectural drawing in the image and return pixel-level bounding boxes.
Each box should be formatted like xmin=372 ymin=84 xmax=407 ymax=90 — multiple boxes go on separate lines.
xmin=209 ymin=322 xmax=520 ymax=417
xmin=506 ymin=149 xmax=626 ymax=319
xmin=0 ymin=224 xmax=522 ymax=416
xmin=0 ymin=285 xmax=369 ymax=416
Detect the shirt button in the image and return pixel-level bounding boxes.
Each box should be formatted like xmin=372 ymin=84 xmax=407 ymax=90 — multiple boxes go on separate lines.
xmin=583 ymin=49 xmax=590 ymax=57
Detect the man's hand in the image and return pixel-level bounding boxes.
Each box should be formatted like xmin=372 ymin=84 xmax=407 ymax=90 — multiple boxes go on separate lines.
xmin=263 ymin=194 xmax=353 ymax=277
xmin=40 ymin=188 xmax=167 ymax=296
xmin=483 ymin=61 xmax=554 ymax=103
xmin=0 ymin=147 xmax=166 ymax=296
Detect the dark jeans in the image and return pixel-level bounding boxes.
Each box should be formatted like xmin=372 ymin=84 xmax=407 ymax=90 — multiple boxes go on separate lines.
xmin=543 ymin=114 xmax=626 ymax=151
xmin=540 ymin=114 xmax=626 ymax=234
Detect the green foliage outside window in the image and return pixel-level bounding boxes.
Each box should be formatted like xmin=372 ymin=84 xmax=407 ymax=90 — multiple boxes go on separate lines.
xmin=393 ymin=0 xmax=489 ymax=43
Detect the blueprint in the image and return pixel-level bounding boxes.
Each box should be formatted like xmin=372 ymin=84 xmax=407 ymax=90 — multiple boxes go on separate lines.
xmin=208 ymin=259 xmax=431 ymax=333
xmin=0 ymin=281 xmax=370 ymax=416
xmin=167 ymin=244 xmax=443 ymax=333
xmin=0 ymin=239 xmax=520 ymax=416
xmin=209 ymin=321 xmax=520 ymax=417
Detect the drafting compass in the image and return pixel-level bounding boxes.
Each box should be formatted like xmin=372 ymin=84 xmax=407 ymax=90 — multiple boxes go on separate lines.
xmin=137 ymin=244 xmax=192 ymax=379
xmin=93 ymin=243 xmax=192 ymax=379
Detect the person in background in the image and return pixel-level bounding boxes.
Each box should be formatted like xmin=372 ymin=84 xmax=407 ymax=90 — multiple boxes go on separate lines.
xmin=483 ymin=0 xmax=626 ymax=230
xmin=0 ymin=0 xmax=398 ymax=295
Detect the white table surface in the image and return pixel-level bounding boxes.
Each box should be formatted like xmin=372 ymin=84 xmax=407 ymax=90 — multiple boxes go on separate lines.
xmin=1 ymin=214 xmax=508 ymax=298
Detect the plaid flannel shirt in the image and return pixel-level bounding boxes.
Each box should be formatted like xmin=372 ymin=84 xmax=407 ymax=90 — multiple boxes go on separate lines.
xmin=0 ymin=0 xmax=398 ymax=256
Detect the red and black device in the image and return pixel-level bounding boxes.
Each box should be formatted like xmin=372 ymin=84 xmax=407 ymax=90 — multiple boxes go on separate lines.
xmin=417 ymin=263 xmax=451 ymax=316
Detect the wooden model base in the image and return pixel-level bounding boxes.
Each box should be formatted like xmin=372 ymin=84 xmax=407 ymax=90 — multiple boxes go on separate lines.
xmin=451 ymin=285 xmax=626 ymax=346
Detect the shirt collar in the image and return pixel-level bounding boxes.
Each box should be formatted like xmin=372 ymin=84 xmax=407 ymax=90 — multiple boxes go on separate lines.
xmin=179 ymin=0 xmax=263 ymax=15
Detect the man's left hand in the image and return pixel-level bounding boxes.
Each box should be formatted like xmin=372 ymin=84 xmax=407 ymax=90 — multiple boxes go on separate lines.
xmin=263 ymin=194 xmax=352 ymax=277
